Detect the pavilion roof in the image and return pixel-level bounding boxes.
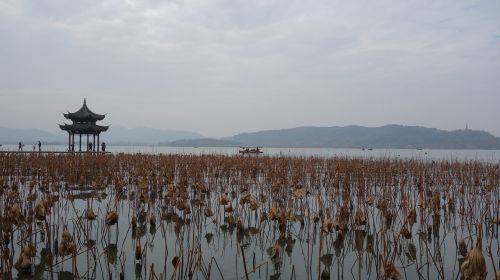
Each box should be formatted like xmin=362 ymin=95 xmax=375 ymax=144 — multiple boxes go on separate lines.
xmin=63 ymin=99 xmax=105 ymax=122
xmin=59 ymin=123 xmax=109 ymax=134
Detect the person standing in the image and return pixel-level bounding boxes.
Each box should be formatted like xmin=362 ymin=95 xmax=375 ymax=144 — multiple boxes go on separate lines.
xmin=101 ymin=142 xmax=106 ymax=152
xmin=38 ymin=141 xmax=41 ymax=152
xmin=18 ymin=142 xmax=23 ymax=151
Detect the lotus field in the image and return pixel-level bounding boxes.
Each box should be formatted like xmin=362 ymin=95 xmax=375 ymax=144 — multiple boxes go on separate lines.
xmin=0 ymin=153 xmax=499 ymax=279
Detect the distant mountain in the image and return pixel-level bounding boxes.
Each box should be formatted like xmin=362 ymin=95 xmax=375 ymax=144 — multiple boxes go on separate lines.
xmin=0 ymin=126 xmax=62 ymax=144
xmin=2 ymin=124 xmax=499 ymax=149
xmin=231 ymin=125 xmax=500 ymax=149
xmin=163 ymin=138 xmax=241 ymax=147
xmin=102 ymin=125 xmax=203 ymax=144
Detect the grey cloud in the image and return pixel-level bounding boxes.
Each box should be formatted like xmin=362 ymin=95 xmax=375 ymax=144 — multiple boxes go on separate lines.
xmin=0 ymin=0 xmax=499 ymax=137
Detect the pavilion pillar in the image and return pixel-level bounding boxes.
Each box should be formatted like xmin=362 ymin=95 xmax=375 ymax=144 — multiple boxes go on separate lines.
xmin=97 ymin=134 xmax=100 ymax=152
xmin=86 ymin=134 xmax=89 ymax=152
xmin=72 ymin=134 xmax=75 ymax=151
xmin=79 ymin=134 xmax=82 ymax=152
xmin=93 ymin=134 xmax=96 ymax=152
xmin=68 ymin=133 xmax=71 ymax=151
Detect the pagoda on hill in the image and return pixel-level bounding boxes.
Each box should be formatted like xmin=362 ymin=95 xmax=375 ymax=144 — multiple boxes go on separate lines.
xmin=59 ymin=99 xmax=109 ymax=152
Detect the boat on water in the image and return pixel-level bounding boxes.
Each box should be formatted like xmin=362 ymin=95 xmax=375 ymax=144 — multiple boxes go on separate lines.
xmin=239 ymin=147 xmax=263 ymax=154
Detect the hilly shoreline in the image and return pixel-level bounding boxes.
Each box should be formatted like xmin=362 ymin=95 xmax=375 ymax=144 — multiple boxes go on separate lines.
xmin=174 ymin=125 xmax=500 ymax=150
xmin=1 ymin=124 xmax=499 ymax=149
xmin=229 ymin=125 xmax=500 ymax=149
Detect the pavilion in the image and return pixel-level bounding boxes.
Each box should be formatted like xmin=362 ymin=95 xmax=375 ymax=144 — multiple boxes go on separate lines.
xmin=59 ymin=99 xmax=109 ymax=152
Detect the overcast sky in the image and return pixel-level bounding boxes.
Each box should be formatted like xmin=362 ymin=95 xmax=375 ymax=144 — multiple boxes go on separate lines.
xmin=1 ymin=0 xmax=499 ymax=137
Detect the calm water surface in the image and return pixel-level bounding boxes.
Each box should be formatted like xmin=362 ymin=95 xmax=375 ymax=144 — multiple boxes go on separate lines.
xmin=2 ymin=144 xmax=499 ymax=162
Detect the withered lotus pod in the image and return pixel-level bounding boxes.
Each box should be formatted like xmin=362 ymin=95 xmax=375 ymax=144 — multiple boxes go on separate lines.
xmin=260 ymin=212 xmax=268 ymax=222
xmin=400 ymin=227 xmax=412 ymax=239
xmin=269 ymin=206 xmax=280 ymax=221
xmin=105 ymin=211 xmax=119 ymax=226
xmin=21 ymin=244 xmax=36 ymax=257
xmin=458 ymin=239 xmax=468 ymax=257
xmin=85 ymin=208 xmax=96 ymax=220
xmin=172 ymin=256 xmax=180 ymax=267
xmin=406 ymin=208 xmax=417 ymax=225
xmin=204 ymin=207 xmax=214 ymax=217
xmin=239 ymin=192 xmax=251 ymax=205
xmin=14 ymin=252 xmax=31 ymax=273
xmin=270 ymin=243 xmax=281 ymax=260
xmin=35 ymin=202 xmax=47 ymax=221
xmin=59 ymin=228 xmax=76 ymax=256
xmin=384 ymin=263 xmax=401 ymax=280
xmin=334 ymin=214 xmax=347 ymax=232
xmin=10 ymin=203 xmax=22 ymax=220
xmin=366 ymin=196 xmax=375 ymax=206
xmin=249 ymin=199 xmax=260 ymax=210
xmin=354 ymin=208 xmax=366 ymax=226
xmin=220 ymin=194 xmax=231 ymax=205
xmin=225 ymin=203 xmax=234 ymax=213
xmin=320 ymin=218 xmax=334 ymax=233
xmin=149 ymin=215 xmax=156 ymax=227
xmin=139 ymin=192 xmax=147 ymax=203
xmin=292 ymin=188 xmax=306 ymax=199
xmin=320 ymin=269 xmax=330 ymax=280
xmin=460 ymin=247 xmax=486 ymax=280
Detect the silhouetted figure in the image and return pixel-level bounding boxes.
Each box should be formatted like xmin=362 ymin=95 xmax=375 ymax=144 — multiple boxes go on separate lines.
xmin=71 ymin=143 xmax=74 ymax=152
xmin=18 ymin=142 xmax=23 ymax=151
xmin=101 ymin=142 xmax=106 ymax=152
xmin=38 ymin=141 xmax=41 ymax=152
xmin=88 ymin=142 xmax=93 ymax=152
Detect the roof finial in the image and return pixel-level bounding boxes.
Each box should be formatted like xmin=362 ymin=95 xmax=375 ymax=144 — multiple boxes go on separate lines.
xmin=84 ymin=98 xmax=87 ymax=106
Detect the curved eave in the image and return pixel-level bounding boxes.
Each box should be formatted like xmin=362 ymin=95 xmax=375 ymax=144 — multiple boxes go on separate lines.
xmin=59 ymin=124 xmax=109 ymax=134
xmin=64 ymin=100 xmax=106 ymax=121
xmin=64 ymin=113 xmax=105 ymax=122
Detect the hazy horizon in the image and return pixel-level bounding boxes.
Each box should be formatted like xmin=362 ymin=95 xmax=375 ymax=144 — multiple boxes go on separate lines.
xmin=1 ymin=0 xmax=499 ymax=138
xmin=1 ymin=122 xmax=498 ymax=139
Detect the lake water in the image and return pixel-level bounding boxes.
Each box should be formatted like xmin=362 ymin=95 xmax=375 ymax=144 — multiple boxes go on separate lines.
xmin=2 ymin=144 xmax=500 ymax=163
xmin=1 ymin=153 xmax=499 ymax=279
